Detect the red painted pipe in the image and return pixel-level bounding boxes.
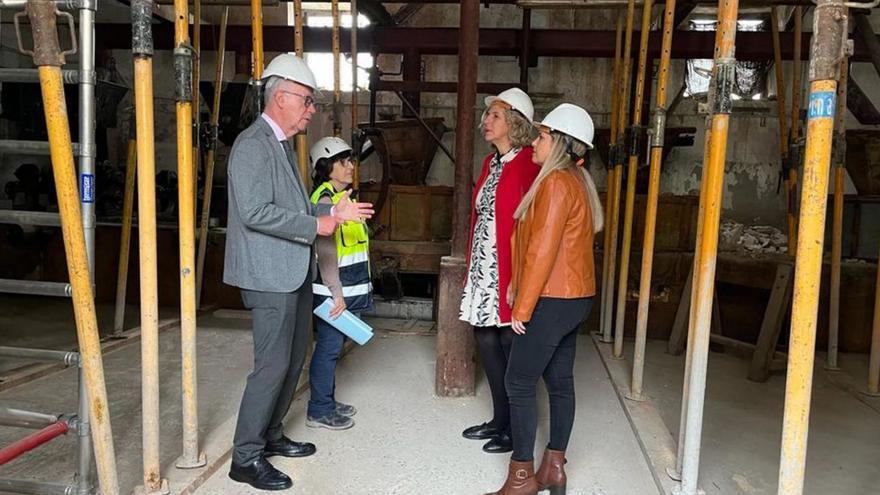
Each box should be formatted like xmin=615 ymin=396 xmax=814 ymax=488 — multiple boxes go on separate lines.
xmin=0 ymin=420 xmax=69 ymax=465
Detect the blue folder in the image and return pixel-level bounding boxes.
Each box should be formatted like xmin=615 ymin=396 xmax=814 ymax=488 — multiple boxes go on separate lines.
xmin=313 ymin=298 xmax=374 ymax=345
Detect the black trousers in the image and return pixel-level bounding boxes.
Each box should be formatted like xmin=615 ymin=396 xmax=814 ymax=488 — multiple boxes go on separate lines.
xmin=505 ymin=297 xmax=593 ymax=461
xmin=474 ymin=325 xmax=514 ymax=432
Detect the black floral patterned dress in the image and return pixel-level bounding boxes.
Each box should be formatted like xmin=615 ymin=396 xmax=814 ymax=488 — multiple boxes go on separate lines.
xmin=459 ymin=147 xmax=520 ymax=327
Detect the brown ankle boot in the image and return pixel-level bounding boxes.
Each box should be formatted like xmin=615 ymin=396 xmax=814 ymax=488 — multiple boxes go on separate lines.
xmin=484 ymin=459 xmax=539 ymax=495
xmin=535 ymin=449 xmax=567 ymax=494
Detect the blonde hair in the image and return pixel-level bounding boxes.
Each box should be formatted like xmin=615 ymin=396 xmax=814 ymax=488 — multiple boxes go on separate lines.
xmin=514 ymin=132 xmax=604 ymax=233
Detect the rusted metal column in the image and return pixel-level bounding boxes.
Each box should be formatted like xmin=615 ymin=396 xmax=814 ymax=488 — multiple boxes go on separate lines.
xmin=27 ymin=1 xmax=119 ymax=493
xmin=614 ymin=0 xmax=653 ymax=359
xmin=602 ymin=0 xmax=636 ymax=344
xmin=599 ymin=12 xmax=623 ymax=343
xmin=519 ymin=7 xmax=531 ymax=89
xmin=332 ymin=0 xmax=341 ymax=137
xmin=778 ymin=2 xmax=849 ymax=492
xmin=673 ymin=0 xmax=739 ymax=492
xmin=112 ymin=124 xmax=136 ymax=336
xmin=628 ymin=0 xmax=676 ymax=401
xmin=351 ymin=0 xmax=360 ymax=187
xmin=436 ymin=0 xmax=477 ymax=397
xmin=196 ymin=7 xmax=228 ymax=307
xmin=173 ymin=0 xmax=204 ymax=471
xmin=293 ymin=0 xmax=309 ymax=179
xmin=131 ymin=0 xmax=169 ymax=491
xmin=827 ymin=55 xmax=847 ymax=371
xmin=787 ymin=6 xmax=803 ymax=252
xmin=250 ymin=0 xmax=264 ymax=115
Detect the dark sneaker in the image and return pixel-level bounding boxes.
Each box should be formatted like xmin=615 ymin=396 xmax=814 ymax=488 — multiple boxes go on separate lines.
xmin=306 ymin=411 xmax=354 ymax=430
xmin=335 ymin=401 xmax=357 ymax=417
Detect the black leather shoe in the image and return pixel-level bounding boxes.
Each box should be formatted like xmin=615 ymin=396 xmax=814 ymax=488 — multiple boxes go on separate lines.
xmin=462 ymin=422 xmax=503 ymax=440
xmin=228 ymin=457 xmax=292 ymax=491
xmin=483 ymin=432 xmax=513 ymax=454
xmin=264 ymin=435 xmax=317 ymax=458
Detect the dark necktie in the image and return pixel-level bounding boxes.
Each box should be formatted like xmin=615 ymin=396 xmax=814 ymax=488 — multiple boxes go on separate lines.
xmin=280 ymin=140 xmax=297 ymax=171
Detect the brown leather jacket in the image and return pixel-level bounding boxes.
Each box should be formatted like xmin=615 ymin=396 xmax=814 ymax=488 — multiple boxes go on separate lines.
xmin=510 ymin=168 xmax=596 ymax=322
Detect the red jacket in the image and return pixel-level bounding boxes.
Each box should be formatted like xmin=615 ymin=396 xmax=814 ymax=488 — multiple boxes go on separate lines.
xmin=465 ymin=146 xmax=541 ymax=324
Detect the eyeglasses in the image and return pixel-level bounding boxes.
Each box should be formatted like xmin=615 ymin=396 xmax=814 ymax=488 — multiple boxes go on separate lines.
xmin=279 ymin=90 xmax=316 ymax=109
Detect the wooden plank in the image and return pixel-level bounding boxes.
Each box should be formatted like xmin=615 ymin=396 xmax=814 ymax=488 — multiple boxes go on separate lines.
xmin=747 ymin=263 xmax=794 ymax=382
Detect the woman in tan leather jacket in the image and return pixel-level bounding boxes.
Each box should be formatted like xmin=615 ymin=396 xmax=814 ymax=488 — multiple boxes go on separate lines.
xmin=486 ymin=103 xmax=604 ymax=495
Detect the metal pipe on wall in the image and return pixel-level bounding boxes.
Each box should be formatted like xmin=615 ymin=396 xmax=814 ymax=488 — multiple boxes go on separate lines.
xmin=628 ymin=0 xmax=676 ymax=401
xmin=599 ymin=12 xmax=623 ymax=344
xmin=196 ymin=7 xmax=229 ymax=307
xmin=29 ymin=0 xmax=119 ymax=491
xmin=173 ymin=0 xmax=205 ymax=471
xmin=613 ymin=0 xmax=652 ymax=359
xmin=827 ymin=55 xmax=847 ymax=371
xmin=674 ymin=0 xmax=739 ymax=491
xmin=602 ymin=0 xmax=636 ymax=345
xmin=132 ymin=0 xmax=169 ymax=491
xmin=777 ymin=1 xmax=848 ymax=492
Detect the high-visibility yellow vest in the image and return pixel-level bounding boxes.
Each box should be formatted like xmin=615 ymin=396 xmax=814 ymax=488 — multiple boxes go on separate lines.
xmin=310 ymin=182 xmax=373 ymax=312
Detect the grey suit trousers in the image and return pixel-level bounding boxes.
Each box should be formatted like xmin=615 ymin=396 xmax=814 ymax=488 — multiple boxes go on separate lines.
xmin=232 ymin=278 xmax=313 ymax=465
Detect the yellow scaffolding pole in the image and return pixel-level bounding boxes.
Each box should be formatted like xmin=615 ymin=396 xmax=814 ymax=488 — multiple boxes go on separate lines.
xmin=251 ymin=0 xmax=264 ymax=115
xmin=351 ymin=0 xmax=360 ymax=188
xmin=628 ymin=0 xmax=676 ymax=401
xmin=602 ymin=0 xmax=636 ymax=344
xmin=675 ymin=0 xmax=739 ymax=491
xmin=192 ymin=0 xmax=201 ymax=212
xmin=112 ymin=125 xmax=136 ymax=336
xmin=294 ymin=0 xmax=309 ymax=181
xmin=131 ymin=0 xmax=169 ymax=491
xmin=28 ymin=1 xmax=119 ymax=492
xmin=196 ymin=7 xmax=228 ymax=307
xmin=613 ymin=0 xmax=653 ymax=359
xmin=599 ymin=12 xmax=624 ymax=344
xmin=827 ymin=56 xmax=847 ymax=371
xmin=788 ymin=6 xmax=803 ymax=252
xmin=173 ymin=0 xmax=204 ymax=471
xmin=778 ymin=1 xmax=848 ymax=492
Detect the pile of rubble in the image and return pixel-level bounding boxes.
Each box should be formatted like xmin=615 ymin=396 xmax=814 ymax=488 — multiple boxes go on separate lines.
xmin=719 ymin=220 xmax=788 ymax=255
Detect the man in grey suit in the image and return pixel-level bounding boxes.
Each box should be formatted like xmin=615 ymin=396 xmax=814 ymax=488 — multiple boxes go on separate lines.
xmin=224 ymin=54 xmax=373 ymax=491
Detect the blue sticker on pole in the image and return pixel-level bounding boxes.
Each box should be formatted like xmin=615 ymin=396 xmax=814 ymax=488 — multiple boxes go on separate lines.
xmin=81 ymin=174 xmax=95 ymax=203
xmin=808 ymin=92 xmax=836 ymax=119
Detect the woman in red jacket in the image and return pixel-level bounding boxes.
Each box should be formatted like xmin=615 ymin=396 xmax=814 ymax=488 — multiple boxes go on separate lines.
xmin=459 ymin=88 xmax=540 ymax=454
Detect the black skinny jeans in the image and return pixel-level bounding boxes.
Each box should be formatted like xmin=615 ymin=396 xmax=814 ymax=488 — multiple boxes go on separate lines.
xmin=505 ymin=297 xmax=593 ymax=461
xmin=475 ymin=325 xmax=514 ymax=433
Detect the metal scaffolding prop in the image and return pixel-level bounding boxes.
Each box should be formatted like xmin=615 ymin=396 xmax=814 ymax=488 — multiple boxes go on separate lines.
xmin=113 ymin=123 xmax=137 ymax=336
xmin=192 ymin=0 xmax=201 ymax=213
xmin=599 ymin=12 xmax=623 ymax=344
xmin=601 ymin=0 xmax=636 ymax=345
xmin=351 ymin=0 xmax=360 ymax=188
xmin=0 ymin=347 xmax=92 ymax=495
xmin=672 ymin=0 xmax=739 ymax=492
xmin=613 ymin=0 xmax=653 ymax=360
xmin=196 ymin=7 xmax=229 ymax=307
xmin=787 ymin=6 xmax=803 ymax=252
xmin=131 ymin=0 xmax=169 ymax=491
xmin=250 ymin=0 xmax=264 ymax=114
xmin=332 ymin=0 xmax=342 ymax=138
xmin=778 ymin=0 xmax=851 ymax=492
xmin=173 ymin=0 xmax=205 ymax=471
xmin=628 ymin=0 xmax=676 ymax=401
xmin=827 ymin=55 xmax=848 ymax=371
xmin=294 ymin=0 xmax=309 ymax=178
xmin=18 ymin=0 xmax=118 ymax=493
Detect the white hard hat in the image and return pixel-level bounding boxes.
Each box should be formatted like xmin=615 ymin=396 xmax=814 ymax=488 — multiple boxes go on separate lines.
xmin=484 ymin=87 xmax=534 ymax=122
xmin=534 ymin=103 xmax=595 ymax=149
xmin=309 ymin=136 xmax=353 ymax=169
xmin=262 ymin=53 xmax=318 ymax=90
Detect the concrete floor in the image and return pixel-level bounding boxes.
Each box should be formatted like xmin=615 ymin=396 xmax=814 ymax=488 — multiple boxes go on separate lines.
xmin=601 ymin=339 xmax=880 ymax=495
xmin=0 ymin=302 xmax=660 ymax=495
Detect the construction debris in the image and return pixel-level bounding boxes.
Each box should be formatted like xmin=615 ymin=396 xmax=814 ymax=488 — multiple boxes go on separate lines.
xmin=720 ymin=219 xmax=788 ymax=255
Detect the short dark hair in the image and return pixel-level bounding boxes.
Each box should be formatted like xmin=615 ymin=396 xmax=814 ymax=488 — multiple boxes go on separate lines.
xmin=310 ymin=150 xmax=353 ymax=192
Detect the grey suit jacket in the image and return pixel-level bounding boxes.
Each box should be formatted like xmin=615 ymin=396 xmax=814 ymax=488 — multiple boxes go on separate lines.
xmin=223 ymin=117 xmax=331 ymax=292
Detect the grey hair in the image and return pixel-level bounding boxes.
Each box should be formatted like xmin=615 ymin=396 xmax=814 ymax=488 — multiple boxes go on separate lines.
xmin=263 ymin=76 xmax=283 ymax=107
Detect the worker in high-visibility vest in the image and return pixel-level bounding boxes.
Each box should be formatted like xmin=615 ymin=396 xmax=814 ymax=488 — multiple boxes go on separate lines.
xmin=306 ymin=136 xmax=372 ymax=431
